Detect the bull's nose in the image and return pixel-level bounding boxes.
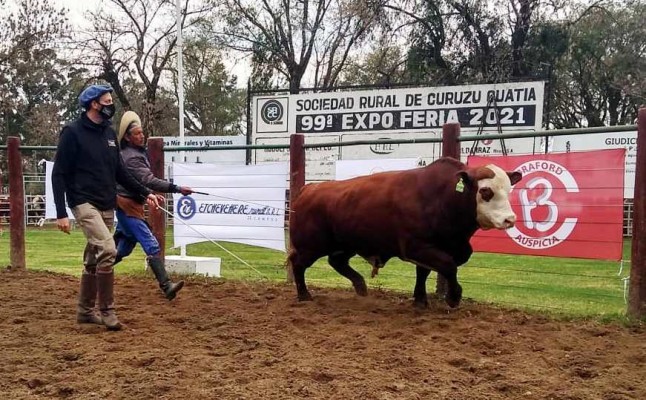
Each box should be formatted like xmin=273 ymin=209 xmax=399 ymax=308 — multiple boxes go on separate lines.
xmin=504 ymin=215 xmax=517 ymax=228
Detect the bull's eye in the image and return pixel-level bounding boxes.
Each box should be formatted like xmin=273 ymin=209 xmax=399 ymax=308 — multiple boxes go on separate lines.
xmin=479 ymin=187 xmax=494 ymax=202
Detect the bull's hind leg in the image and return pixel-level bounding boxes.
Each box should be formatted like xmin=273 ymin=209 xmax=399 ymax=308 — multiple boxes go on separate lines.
xmin=328 ymin=252 xmax=367 ymax=296
xmin=288 ymin=250 xmax=316 ymax=301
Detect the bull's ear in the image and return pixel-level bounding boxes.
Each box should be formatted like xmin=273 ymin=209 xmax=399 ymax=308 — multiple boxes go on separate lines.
xmin=507 ymin=171 xmax=522 ymax=185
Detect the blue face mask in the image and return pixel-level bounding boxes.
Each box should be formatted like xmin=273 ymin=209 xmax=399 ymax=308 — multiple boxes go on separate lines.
xmin=99 ymin=103 xmax=116 ymax=120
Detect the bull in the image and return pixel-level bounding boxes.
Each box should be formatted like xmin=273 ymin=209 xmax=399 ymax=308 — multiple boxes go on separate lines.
xmin=287 ymin=157 xmax=522 ymax=308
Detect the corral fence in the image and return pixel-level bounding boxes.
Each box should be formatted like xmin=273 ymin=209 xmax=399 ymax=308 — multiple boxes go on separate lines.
xmin=2 ymin=108 xmax=646 ymax=318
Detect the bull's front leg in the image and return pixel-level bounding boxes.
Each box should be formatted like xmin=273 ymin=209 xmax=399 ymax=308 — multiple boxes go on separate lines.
xmin=405 ymin=246 xmax=462 ymax=308
xmin=413 ymin=265 xmax=432 ymax=309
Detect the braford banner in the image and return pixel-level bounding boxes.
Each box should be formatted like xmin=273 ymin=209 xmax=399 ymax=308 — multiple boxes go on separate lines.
xmin=469 ymin=149 xmax=625 ymax=260
xmin=551 ymin=131 xmax=637 ymax=198
xmin=253 ymin=82 xmax=546 ymax=179
xmin=172 ymin=162 xmax=289 ymax=252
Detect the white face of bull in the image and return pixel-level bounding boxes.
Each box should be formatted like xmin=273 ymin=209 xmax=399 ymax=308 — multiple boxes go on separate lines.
xmin=475 ymin=164 xmax=519 ymax=230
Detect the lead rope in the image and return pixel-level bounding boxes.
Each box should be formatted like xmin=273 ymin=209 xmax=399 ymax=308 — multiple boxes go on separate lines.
xmin=156 ymin=206 xmax=269 ymax=280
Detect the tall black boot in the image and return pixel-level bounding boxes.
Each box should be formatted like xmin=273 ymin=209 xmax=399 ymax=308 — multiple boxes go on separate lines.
xmin=148 ymin=256 xmax=184 ymax=300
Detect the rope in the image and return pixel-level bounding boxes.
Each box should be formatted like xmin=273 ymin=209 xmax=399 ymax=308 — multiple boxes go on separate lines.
xmin=156 ymin=206 xmax=269 ymax=280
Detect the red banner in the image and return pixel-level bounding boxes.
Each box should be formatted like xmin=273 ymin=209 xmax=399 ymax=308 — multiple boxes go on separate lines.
xmin=468 ymin=149 xmax=625 ymax=260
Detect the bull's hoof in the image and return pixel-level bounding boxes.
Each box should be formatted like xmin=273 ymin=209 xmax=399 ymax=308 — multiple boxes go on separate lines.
xmin=445 ymin=296 xmax=461 ymax=309
xmin=297 ymin=292 xmax=313 ymax=301
xmin=413 ymin=299 xmax=429 ymax=309
xmin=353 ymin=282 xmax=368 ymax=296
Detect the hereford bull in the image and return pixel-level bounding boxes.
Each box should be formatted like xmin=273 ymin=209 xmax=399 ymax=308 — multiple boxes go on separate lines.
xmin=287 ymin=157 xmax=522 ymax=308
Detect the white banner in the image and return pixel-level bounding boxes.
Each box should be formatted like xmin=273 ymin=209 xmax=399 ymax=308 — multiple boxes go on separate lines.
xmin=254 ymin=135 xmax=340 ymax=182
xmin=335 ymin=158 xmax=420 ymax=181
xmin=551 ymin=131 xmax=637 ymax=198
xmin=45 ymin=161 xmax=74 ymax=220
xmin=172 ymin=162 xmax=289 ymax=252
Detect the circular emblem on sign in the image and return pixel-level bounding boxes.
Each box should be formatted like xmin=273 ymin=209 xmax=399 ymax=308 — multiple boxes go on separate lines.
xmin=506 ymin=160 xmax=579 ymax=249
xmin=261 ymin=100 xmax=284 ymax=124
xmin=176 ymin=195 xmax=196 ymax=220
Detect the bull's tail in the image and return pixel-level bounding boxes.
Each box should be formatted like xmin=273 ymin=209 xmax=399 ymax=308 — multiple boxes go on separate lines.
xmin=284 ymin=247 xmax=296 ymax=283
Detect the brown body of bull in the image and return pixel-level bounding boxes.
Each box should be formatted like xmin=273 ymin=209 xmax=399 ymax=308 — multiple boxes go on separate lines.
xmin=288 ymin=157 xmax=519 ymax=308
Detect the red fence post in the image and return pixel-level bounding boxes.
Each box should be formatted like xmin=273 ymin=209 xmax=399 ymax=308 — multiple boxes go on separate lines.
xmin=8 ymin=137 xmax=26 ymax=270
xmin=629 ymin=108 xmax=646 ymax=318
xmin=437 ymin=123 xmax=462 ymax=295
xmin=287 ymin=134 xmax=305 ymax=282
xmin=147 ymin=137 xmax=166 ymax=261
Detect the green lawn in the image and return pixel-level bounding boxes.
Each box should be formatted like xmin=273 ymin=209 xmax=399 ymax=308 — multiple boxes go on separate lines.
xmin=0 ymin=226 xmax=632 ymax=319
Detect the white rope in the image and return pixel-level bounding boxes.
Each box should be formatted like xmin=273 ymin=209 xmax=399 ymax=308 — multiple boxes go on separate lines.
xmin=156 ymin=206 xmax=268 ymax=279
xmin=617 ymin=259 xmax=625 ymax=276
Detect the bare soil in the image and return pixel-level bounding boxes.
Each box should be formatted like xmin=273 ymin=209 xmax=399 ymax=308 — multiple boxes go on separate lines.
xmin=1 ymin=268 xmax=645 ymax=400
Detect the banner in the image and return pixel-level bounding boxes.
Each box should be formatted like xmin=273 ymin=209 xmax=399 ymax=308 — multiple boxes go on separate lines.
xmin=172 ymin=162 xmax=289 ymax=252
xmin=45 ymin=161 xmax=74 ymax=220
xmin=468 ymin=149 xmax=625 ymax=260
xmin=254 ymin=81 xmax=545 ymax=136
xmin=551 ymin=131 xmax=637 ymax=198
xmin=335 ymin=158 xmax=420 ymax=181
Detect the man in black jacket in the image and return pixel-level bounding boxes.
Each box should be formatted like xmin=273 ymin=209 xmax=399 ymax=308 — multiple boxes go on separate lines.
xmin=114 ymin=111 xmax=193 ymax=300
xmin=52 ymin=84 xmax=160 ymax=331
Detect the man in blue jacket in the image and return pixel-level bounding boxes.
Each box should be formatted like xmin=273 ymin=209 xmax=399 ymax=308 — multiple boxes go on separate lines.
xmin=52 ymin=84 xmax=160 ymax=331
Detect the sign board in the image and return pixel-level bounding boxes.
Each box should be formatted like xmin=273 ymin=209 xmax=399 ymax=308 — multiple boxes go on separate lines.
xmin=469 ymin=149 xmax=625 ymax=260
xmin=335 ymin=158 xmax=420 ymax=181
xmin=254 ymin=135 xmax=340 ymax=182
xmin=172 ymin=162 xmax=289 ymax=252
xmin=252 ymin=81 xmax=546 ymax=179
xmin=254 ymin=81 xmax=544 ymax=136
xmin=551 ymin=131 xmax=637 ymax=198
xmin=162 ymin=136 xmax=246 ymax=165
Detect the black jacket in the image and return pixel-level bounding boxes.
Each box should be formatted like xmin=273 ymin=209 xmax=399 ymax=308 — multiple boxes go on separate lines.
xmin=52 ymin=113 xmax=151 ymax=218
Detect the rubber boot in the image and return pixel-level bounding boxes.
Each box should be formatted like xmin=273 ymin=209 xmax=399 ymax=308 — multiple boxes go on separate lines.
xmin=96 ymin=271 xmax=122 ymax=331
xmin=76 ymin=271 xmax=102 ymax=325
xmin=148 ymin=256 xmax=184 ymax=300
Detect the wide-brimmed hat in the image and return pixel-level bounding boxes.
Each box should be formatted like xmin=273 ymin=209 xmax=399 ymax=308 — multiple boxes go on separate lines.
xmin=118 ymin=111 xmax=142 ymax=144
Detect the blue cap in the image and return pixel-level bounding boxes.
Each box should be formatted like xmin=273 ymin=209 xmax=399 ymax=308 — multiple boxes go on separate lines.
xmin=78 ymin=84 xmax=113 ymax=109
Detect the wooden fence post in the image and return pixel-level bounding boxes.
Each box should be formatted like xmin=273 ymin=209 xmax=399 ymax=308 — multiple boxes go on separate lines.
xmin=147 ymin=137 xmax=166 ymax=261
xmin=8 ymin=137 xmax=26 ymax=270
xmin=437 ymin=123 xmax=461 ymax=295
xmin=629 ymin=107 xmax=646 ymax=318
xmin=287 ymin=134 xmax=305 ymax=282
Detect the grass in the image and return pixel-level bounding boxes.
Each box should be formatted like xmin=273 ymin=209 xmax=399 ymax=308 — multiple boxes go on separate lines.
xmin=0 ymin=226 xmax=633 ymax=319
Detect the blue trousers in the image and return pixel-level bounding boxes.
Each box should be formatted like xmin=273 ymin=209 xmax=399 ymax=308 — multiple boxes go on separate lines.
xmin=114 ymin=208 xmax=161 ymax=258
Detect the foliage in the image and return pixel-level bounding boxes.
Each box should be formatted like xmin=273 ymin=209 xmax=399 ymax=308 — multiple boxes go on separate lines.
xmin=179 ymin=38 xmax=245 ymax=136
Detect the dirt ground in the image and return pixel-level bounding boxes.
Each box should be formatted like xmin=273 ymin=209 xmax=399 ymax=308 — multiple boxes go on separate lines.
xmin=1 ymin=268 xmax=645 ymax=400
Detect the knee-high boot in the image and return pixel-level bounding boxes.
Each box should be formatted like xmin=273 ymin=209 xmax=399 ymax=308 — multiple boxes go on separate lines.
xmin=96 ymin=271 xmax=122 ymax=331
xmin=76 ymin=270 xmax=102 ymax=325
xmin=148 ymin=256 xmax=184 ymax=300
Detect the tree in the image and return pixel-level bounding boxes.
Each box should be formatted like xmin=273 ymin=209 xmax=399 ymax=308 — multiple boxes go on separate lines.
xmin=75 ymin=0 xmax=215 ymax=137
xmin=213 ymin=0 xmax=384 ymax=92
xmin=178 ymin=39 xmax=245 ymax=136
xmin=0 ymin=0 xmax=72 ymax=174
xmin=550 ymin=1 xmax=645 ymax=127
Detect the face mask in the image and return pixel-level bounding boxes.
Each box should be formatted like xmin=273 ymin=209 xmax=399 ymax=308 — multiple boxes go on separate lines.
xmin=98 ymin=103 xmax=116 ymax=120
